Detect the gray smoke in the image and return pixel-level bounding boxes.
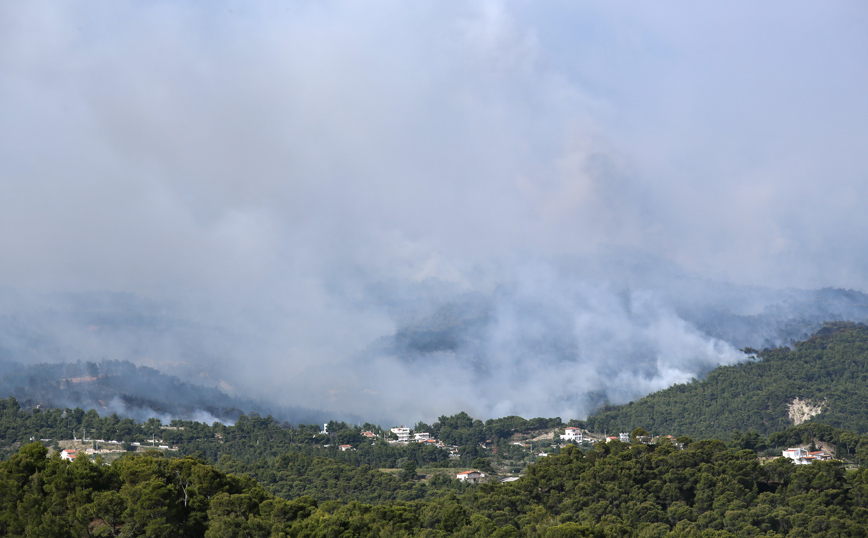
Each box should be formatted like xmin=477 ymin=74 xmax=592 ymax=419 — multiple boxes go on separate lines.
xmin=1 ymin=2 xmax=867 ymax=424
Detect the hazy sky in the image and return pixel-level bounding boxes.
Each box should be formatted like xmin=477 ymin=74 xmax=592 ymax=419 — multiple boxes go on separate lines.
xmin=1 ymin=1 xmax=867 ymax=422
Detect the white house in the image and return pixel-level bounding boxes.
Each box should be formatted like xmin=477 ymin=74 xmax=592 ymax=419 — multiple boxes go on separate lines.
xmin=457 ymin=470 xmax=486 ymax=483
xmin=782 ymin=447 xmax=807 ymax=461
xmin=782 ymin=447 xmax=833 ymax=464
xmin=562 ymin=427 xmax=583 ymax=443
xmin=60 ymin=449 xmax=77 ymax=461
xmin=414 ymin=432 xmax=431 ymax=442
xmin=391 ymin=427 xmax=410 ymax=443
xmin=619 ymin=433 xmax=631 ymax=443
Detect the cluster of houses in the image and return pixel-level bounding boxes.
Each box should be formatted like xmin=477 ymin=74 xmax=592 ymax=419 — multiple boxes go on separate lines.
xmin=389 ymin=427 xmax=435 ymax=444
xmin=334 ymin=422 xmax=840 ymax=471
xmin=336 ymin=427 xmax=448 ymax=452
xmin=385 ymin=427 xmax=487 ymax=482
xmin=58 ymin=440 xmax=175 ymax=461
xmin=390 ymin=427 xmax=448 ymax=448
xmin=561 ymin=428 xmax=635 ymax=445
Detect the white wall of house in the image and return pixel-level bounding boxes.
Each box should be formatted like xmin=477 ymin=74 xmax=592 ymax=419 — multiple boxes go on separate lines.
xmin=457 ymin=470 xmax=485 ymax=483
xmin=562 ymin=428 xmax=583 ymax=442
xmin=391 ymin=427 xmax=410 ymax=442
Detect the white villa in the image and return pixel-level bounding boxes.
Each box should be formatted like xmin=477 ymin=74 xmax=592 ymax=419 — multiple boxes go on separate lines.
xmin=414 ymin=432 xmax=431 ymax=442
xmin=782 ymin=447 xmax=833 ymax=464
xmin=562 ymin=427 xmax=583 ymax=443
xmin=391 ymin=427 xmax=411 ymax=443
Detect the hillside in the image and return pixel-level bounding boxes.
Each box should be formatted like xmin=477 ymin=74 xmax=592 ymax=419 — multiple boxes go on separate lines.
xmin=4 ymin=436 xmax=868 ymax=537
xmin=0 ymin=359 xmax=326 ymax=425
xmin=585 ymin=322 xmax=868 ymax=439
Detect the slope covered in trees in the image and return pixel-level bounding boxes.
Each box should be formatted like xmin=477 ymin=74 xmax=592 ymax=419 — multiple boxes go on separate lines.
xmin=586 ymin=322 xmax=868 ymax=439
xmin=0 ymin=399 xmax=557 ymax=503
xmin=4 ymin=436 xmax=868 ymax=537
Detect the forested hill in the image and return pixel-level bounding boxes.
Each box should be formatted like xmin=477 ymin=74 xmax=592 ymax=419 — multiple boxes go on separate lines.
xmin=4 ymin=437 xmax=868 ymax=537
xmin=586 ymin=322 xmax=868 ymax=439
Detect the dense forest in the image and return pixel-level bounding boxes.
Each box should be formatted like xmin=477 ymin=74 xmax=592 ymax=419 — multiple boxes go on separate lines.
xmin=0 ymin=397 xmax=569 ymax=503
xmin=3 ymin=434 xmax=868 ymax=536
xmin=586 ymin=322 xmax=868 ymax=439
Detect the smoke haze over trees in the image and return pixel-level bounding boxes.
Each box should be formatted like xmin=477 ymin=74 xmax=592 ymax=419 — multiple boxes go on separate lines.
xmin=1 ymin=2 xmax=867 ymax=424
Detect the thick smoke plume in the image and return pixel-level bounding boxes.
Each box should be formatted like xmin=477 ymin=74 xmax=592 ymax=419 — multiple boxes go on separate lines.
xmin=1 ymin=2 xmax=867 ymax=424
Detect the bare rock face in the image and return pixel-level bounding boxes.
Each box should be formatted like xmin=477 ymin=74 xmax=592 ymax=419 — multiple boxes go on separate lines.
xmin=788 ymin=397 xmax=824 ymax=425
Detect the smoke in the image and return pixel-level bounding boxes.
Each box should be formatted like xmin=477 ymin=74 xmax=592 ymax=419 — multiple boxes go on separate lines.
xmin=358 ymin=261 xmax=743 ymax=422
xmin=348 ymin=258 xmax=868 ymax=423
xmin=1 ymin=2 xmax=867 ymax=424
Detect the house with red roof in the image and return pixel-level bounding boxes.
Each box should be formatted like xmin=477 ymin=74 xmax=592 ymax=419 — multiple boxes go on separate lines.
xmin=456 ymin=470 xmax=486 ymax=483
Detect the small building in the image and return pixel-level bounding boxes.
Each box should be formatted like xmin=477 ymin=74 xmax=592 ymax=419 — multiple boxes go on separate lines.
xmin=60 ymin=449 xmax=77 ymax=461
xmin=619 ymin=433 xmax=631 ymax=443
xmin=809 ymin=451 xmax=832 ymax=461
xmin=783 ymin=447 xmax=833 ymax=464
xmin=562 ymin=427 xmax=583 ymax=443
xmin=414 ymin=432 xmax=431 ymax=442
xmin=339 ymin=444 xmax=354 ymax=451
xmin=361 ymin=431 xmax=377 ymax=438
xmin=456 ymin=470 xmax=486 ymax=483
xmin=391 ymin=427 xmax=410 ymax=443
xmin=782 ymin=447 xmax=807 ymax=461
